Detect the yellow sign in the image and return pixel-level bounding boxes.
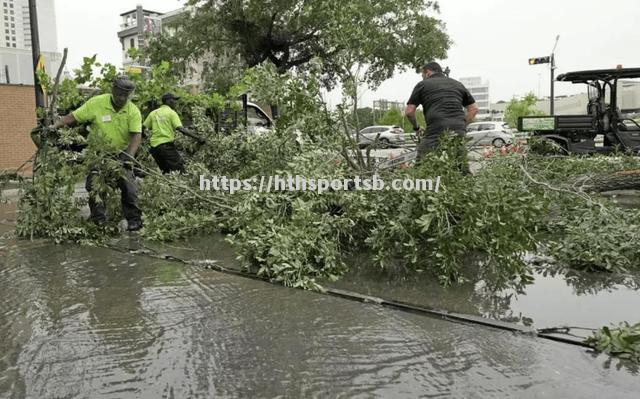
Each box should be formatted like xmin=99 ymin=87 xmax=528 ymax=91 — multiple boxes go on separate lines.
xmin=35 ymin=54 xmax=47 ymax=95
xmin=125 ymin=66 xmax=143 ymax=74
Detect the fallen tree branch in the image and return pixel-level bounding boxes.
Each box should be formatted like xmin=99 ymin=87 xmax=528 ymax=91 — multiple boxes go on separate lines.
xmin=518 ymin=163 xmax=609 ymax=215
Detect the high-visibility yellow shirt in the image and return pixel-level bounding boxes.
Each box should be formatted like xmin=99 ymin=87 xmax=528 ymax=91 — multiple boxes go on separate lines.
xmin=143 ymin=105 xmax=183 ymax=148
xmin=72 ymin=94 xmax=142 ymax=151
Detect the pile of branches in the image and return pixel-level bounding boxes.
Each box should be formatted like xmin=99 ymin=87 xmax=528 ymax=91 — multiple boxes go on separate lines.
xmin=17 ymin=62 xmax=640 ymax=291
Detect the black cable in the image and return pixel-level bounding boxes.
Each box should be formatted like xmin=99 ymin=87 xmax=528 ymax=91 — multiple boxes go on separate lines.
xmin=103 ymin=240 xmax=596 ymax=350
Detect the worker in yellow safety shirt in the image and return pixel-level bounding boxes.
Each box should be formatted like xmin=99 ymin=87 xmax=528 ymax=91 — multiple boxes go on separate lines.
xmin=143 ymin=92 xmax=204 ymax=174
xmin=50 ymin=75 xmax=143 ymax=231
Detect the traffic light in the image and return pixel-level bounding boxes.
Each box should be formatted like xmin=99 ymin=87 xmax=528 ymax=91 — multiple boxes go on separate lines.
xmin=528 ymin=56 xmax=551 ymax=65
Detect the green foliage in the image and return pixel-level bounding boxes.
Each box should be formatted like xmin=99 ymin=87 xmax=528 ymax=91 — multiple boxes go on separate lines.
xmin=351 ymin=107 xmax=374 ymax=131
xmin=376 ymin=107 xmax=426 ymax=132
xmin=504 ymin=92 xmax=544 ymax=128
xmin=227 ymin=193 xmax=350 ymax=291
xmin=20 ymin=59 xmax=640 ymax=292
xmin=585 ymin=322 xmax=640 ymax=363
xmin=546 ymin=207 xmax=640 ymax=273
xmin=363 ymin=138 xmax=541 ymax=285
xmin=144 ymin=0 xmax=450 ymax=90
xmin=16 ymin=133 xmax=122 ymax=243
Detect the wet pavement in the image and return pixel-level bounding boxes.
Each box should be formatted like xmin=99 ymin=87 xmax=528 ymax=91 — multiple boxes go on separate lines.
xmin=1 ymin=227 xmax=640 ymax=397
xmin=2 ymin=191 xmax=640 ymax=398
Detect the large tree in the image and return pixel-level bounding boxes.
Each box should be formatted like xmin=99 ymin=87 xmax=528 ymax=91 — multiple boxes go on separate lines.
xmin=146 ymin=0 xmax=450 ymax=91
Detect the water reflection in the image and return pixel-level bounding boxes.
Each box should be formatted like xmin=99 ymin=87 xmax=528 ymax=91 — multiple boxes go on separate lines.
xmin=329 ymin=253 xmax=640 ymax=333
xmin=2 ymin=236 xmax=640 ymax=397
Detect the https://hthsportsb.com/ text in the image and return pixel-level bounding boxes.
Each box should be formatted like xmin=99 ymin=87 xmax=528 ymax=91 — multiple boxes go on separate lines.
xmin=199 ymin=174 xmax=442 ymax=194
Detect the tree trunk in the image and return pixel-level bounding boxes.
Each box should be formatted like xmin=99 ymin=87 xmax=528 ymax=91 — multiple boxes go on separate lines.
xmin=576 ymin=169 xmax=640 ymax=192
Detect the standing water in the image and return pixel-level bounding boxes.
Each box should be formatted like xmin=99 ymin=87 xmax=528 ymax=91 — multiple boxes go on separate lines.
xmin=1 ymin=231 xmax=639 ymax=398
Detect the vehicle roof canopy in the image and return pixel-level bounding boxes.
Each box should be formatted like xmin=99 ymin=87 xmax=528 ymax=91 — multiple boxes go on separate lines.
xmin=556 ymin=68 xmax=640 ymax=83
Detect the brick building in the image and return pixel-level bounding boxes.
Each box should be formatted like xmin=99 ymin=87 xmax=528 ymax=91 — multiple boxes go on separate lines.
xmin=0 ymin=84 xmax=36 ymax=173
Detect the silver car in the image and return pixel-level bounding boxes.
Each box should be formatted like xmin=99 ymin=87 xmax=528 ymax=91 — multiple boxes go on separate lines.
xmin=466 ymin=121 xmax=514 ymax=147
xmin=356 ymin=125 xmax=406 ymax=148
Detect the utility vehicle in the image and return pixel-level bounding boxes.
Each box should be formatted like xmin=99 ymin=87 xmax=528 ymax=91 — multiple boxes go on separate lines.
xmin=518 ymin=68 xmax=640 ymax=154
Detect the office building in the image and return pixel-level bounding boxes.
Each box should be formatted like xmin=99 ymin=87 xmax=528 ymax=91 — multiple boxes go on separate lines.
xmin=0 ymin=0 xmax=61 ymax=85
xmin=459 ymin=76 xmax=490 ymax=120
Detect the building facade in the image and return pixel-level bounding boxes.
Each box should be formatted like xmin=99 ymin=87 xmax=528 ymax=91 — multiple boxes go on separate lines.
xmin=0 ymin=0 xmax=61 ymax=85
xmin=0 ymin=84 xmax=36 ymax=172
xmin=1 ymin=0 xmax=59 ymax=172
xmin=117 ymin=6 xmax=164 ymax=70
xmin=459 ymin=76 xmax=490 ymax=120
xmin=117 ymin=5 xmax=205 ymax=87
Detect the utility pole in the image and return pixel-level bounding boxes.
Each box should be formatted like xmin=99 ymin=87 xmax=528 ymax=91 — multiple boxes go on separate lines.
xmin=550 ymin=35 xmax=560 ymax=116
xmin=28 ymin=0 xmax=44 ymax=108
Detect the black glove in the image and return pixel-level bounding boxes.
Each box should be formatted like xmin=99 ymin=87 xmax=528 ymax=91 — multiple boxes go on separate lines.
xmin=118 ymin=152 xmax=135 ymax=169
xmin=42 ymin=125 xmax=58 ymax=135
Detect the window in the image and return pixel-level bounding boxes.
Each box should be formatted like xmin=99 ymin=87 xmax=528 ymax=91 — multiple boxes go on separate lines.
xmin=247 ymin=106 xmax=270 ymax=127
xmin=129 ymin=38 xmax=135 ymax=48
xmin=467 ymin=124 xmax=480 ymax=132
xmin=11 ymin=42 xmax=14 ymax=47
xmin=5 ymin=35 xmax=9 ymax=40
xmin=360 ymin=127 xmax=375 ymax=134
xmin=10 ymin=29 xmax=14 ymax=34
xmin=4 ymin=29 xmax=8 ymax=34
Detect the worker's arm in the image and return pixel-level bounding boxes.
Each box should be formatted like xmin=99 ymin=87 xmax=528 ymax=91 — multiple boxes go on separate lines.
xmin=406 ymin=82 xmax=422 ymax=131
xmin=51 ymin=113 xmax=77 ymax=129
xmin=405 ymin=104 xmax=420 ymax=131
xmin=126 ymin=133 xmax=142 ymax=157
xmin=177 ymin=126 xmax=206 ymax=144
xmin=465 ymin=103 xmax=479 ymax=124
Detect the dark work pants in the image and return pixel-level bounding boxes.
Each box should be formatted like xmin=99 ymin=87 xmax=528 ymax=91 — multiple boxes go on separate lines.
xmin=85 ymin=168 xmax=142 ymax=223
xmin=149 ymin=142 xmax=185 ymax=174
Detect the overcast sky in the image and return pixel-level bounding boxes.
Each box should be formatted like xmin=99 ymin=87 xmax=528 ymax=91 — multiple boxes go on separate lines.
xmin=54 ymin=0 xmax=640 ymax=106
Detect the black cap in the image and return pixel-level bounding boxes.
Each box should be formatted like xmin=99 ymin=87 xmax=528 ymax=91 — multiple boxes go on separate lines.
xmin=112 ymin=75 xmax=136 ymax=92
xmin=161 ymin=92 xmax=180 ymax=103
xmin=422 ymin=62 xmax=443 ymax=73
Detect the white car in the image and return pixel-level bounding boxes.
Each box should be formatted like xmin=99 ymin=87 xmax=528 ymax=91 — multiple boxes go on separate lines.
xmin=466 ymin=121 xmax=515 ymax=147
xmin=356 ymin=125 xmax=406 ymax=148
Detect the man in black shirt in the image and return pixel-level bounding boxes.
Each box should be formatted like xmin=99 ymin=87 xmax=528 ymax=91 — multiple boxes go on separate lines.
xmin=405 ymin=62 xmax=478 ymax=159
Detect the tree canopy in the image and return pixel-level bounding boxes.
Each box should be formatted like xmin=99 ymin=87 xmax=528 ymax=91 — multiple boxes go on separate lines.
xmin=504 ymin=93 xmax=544 ymax=128
xmin=145 ymin=0 xmax=450 ymax=91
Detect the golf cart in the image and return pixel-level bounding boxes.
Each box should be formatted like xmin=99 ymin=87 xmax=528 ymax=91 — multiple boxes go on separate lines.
xmin=518 ymin=68 xmax=640 ymax=154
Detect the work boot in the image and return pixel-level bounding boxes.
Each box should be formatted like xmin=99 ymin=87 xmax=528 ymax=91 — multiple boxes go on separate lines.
xmin=88 ymin=214 xmax=107 ymax=226
xmin=127 ymin=220 xmax=143 ymax=232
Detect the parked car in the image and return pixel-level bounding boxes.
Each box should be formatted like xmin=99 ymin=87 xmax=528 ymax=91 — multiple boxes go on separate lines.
xmin=356 ymin=125 xmax=406 ymax=148
xmin=217 ymin=102 xmax=304 ymax=145
xmin=466 ymin=121 xmax=514 ymax=147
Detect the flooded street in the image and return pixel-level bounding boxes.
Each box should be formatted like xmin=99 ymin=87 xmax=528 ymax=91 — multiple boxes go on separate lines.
xmin=1 ymin=226 xmax=640 ymax=398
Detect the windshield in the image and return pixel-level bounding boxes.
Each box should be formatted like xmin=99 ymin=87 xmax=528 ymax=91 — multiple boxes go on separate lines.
xmin=618 ymin=78 xmax=640 ymax=118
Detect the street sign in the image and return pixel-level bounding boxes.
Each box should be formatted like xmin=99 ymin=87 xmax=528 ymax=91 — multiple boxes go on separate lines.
xmin=528 ymin=56 xmax=551 ymax=65
xmin=519 ymin=117 xmax=555 ymax=131
xmin=125 ymin=66 xmax=144 ymax=74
